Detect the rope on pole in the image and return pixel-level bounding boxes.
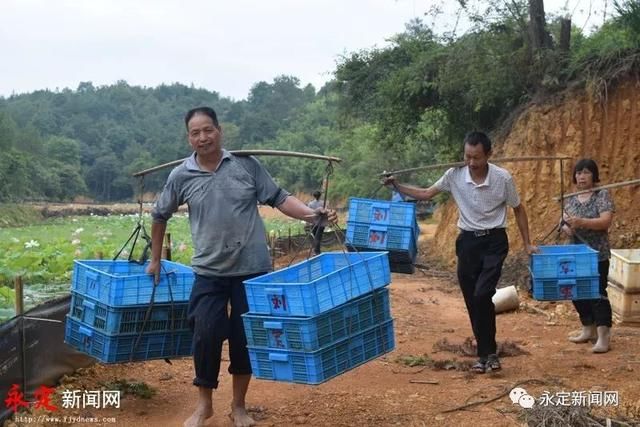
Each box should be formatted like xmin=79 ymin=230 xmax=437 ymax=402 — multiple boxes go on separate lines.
xmin=558 ymin=158 xmax=565 ymax=235
xmin=322 ymin=161 xmax=334 ymax=209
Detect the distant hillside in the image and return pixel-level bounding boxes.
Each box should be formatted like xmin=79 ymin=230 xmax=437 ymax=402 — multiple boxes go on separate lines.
xmin=0 ymin=77 xmax=319 ymax=202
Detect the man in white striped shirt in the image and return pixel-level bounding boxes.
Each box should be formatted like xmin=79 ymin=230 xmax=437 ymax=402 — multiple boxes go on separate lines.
xmin=383 ymin=131 xmax=537 ymax=374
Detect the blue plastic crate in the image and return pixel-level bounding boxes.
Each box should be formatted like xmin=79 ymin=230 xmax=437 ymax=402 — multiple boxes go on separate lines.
xmin=345 ymin=222 xmax=417 ymax=263
xmin=346 ymin=245 xmax=417 ymax=265
xmin=348 ymin=197 xmax=417 ymax=228
xmin=68 ymin=292 xmax=190 ymax=336
xmin=530 ymin=245 xmax=599 ymax=279
xmin=248 ymin=319 xmax=394 ymax=384
xmin=244 ymin=252 xmax=390 ymax=316
xmin=531 ymin=275 xmax=601 ymax=301
xmin=242 ymin=288 xmax=391 ymax=351
xmin=72 ymin=260 xmax=194 ymax=306
xmin=64 ymin=317 xmax=193 ymax=363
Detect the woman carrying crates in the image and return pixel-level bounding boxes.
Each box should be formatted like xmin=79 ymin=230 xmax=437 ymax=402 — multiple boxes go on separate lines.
xmin=562 ymin=159 xmax=615 ymax=353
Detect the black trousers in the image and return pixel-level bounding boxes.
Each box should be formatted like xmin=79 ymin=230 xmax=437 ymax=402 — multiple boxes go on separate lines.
xmin=572 ymin=260 xmax=612 ymax=327
xmin=455 ymin=229 xmax=509 ymax=358
xmin=187 ymin=272 xmax=263 ymax=389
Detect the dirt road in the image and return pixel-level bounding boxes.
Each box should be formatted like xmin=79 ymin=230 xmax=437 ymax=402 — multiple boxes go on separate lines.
xmin=12 ymin=224 xmax=640 ymax=427
xmin=37 ymin=272 xmax=640 ymax=427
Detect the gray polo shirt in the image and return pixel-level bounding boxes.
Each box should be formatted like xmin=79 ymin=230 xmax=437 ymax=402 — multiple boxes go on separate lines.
xmin=433 ymin=163 xmax=520 ymax=231
xmin=152 ymin=150 xmax=290 ymax=277
xmin=307 ymin=199 xmax=323 ymax=210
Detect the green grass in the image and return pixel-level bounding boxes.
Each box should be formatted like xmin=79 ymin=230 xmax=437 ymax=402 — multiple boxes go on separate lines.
xmin=397 ymin=354 xmax=432 ymax=367
xmin=0 ymin=204 xmax=44 ymax=228
xmin=0 ymin=213 xmax=306 ymax=322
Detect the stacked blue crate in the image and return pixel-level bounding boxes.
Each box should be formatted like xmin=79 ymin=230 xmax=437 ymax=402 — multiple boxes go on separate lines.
xmin=344 ymin=197 xmax=420 ymax=274
xmin=530 ymin=245 xmax=600 ymax=301
xmin=242 ymin=252 xmax=395 ymax=384
xmin=64 ymin=259 xmax=195 ymax=363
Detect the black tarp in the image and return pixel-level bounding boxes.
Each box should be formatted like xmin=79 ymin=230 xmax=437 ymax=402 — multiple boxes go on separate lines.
xmin=0 ymin=295 xmax=94 ymax=423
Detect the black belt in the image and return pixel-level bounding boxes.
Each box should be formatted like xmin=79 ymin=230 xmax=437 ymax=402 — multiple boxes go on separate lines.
xmin=461 ymin=228 xmax=505 ymax=237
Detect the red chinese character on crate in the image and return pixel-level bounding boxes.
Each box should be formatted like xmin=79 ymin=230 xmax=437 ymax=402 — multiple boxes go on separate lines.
xmin=271 ymin=295 xmax=287 ymax=311
xmin=560 ymin=286 xmax=573 ymax=300
xmin=4 ymin=384 xmax=29 ymax=413
xmin=34 ymin=385 xmax=58 ymax=411
xmin=270 ymin=330 xmax=285 ymax=348
xmin=372 ymin=209 xmax=387 ymax=222
xmin=369 ymin=231 xmax=385 ymax=245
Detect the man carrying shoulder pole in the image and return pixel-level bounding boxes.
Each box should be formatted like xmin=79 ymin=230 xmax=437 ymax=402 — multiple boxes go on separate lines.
xmin=382 ymin=131 xmax=538 ymax=373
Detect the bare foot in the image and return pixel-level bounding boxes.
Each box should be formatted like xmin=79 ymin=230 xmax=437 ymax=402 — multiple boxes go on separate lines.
xmin=184 ymin=406 xmax=213 ymax=427
xmin=230 ymin=406 xmax=256 ymax=427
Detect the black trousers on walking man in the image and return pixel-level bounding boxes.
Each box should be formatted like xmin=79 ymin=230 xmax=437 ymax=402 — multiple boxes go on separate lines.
xmin=455 ymin=228 xmax=509 ymax=358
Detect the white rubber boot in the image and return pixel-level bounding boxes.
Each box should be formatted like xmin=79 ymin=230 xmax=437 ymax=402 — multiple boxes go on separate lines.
xmin=568 ymin=324 xmax=596 ymax=343
xmin=592 ymin=326 xmax=611 ymax=353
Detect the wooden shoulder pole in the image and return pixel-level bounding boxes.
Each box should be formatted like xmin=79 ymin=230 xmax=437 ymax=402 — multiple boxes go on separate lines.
xmin=133 ymin=150 xmax=342 ymax=177
xmin=379 ymin=156 xmax=572 ymax=176
xmin=554 ymin=178 xmax=640 ymax=200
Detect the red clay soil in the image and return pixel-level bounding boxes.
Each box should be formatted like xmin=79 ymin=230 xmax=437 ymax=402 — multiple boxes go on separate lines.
xmin=9 ymin=224 xmax=640 ymax=427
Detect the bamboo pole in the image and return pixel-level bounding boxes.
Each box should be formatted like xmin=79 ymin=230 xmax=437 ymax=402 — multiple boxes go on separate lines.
xmin=14 ymin=276 xmax=24 ymax=316
xmin=133 ymin=150 xmax=342 ymax=177
xmin=379 ymin=156 xmax=572 ymax=176
xmin=554 ymin=178 xmax=640 ymax=200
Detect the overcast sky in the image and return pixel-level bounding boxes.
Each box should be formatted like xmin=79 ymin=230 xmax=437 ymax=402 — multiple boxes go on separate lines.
xmin=1 ymin=0 xmax=608 ymax=100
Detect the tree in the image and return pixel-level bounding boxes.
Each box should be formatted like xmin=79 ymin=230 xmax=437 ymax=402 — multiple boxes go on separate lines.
xmin=240 ymin=75 xmax=316 ymax=144
xmin=529 ymin=0 xmax=553 ymax=50
xmin=0 ymin=112 xmax=18 ymax=151
xmin=45 ymin=136 xmax=82 ymax=164
xmin=0 ymin=150 xmax=33 ymax=201
xmin=85 ymin=153 xmax=119 ymax=201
